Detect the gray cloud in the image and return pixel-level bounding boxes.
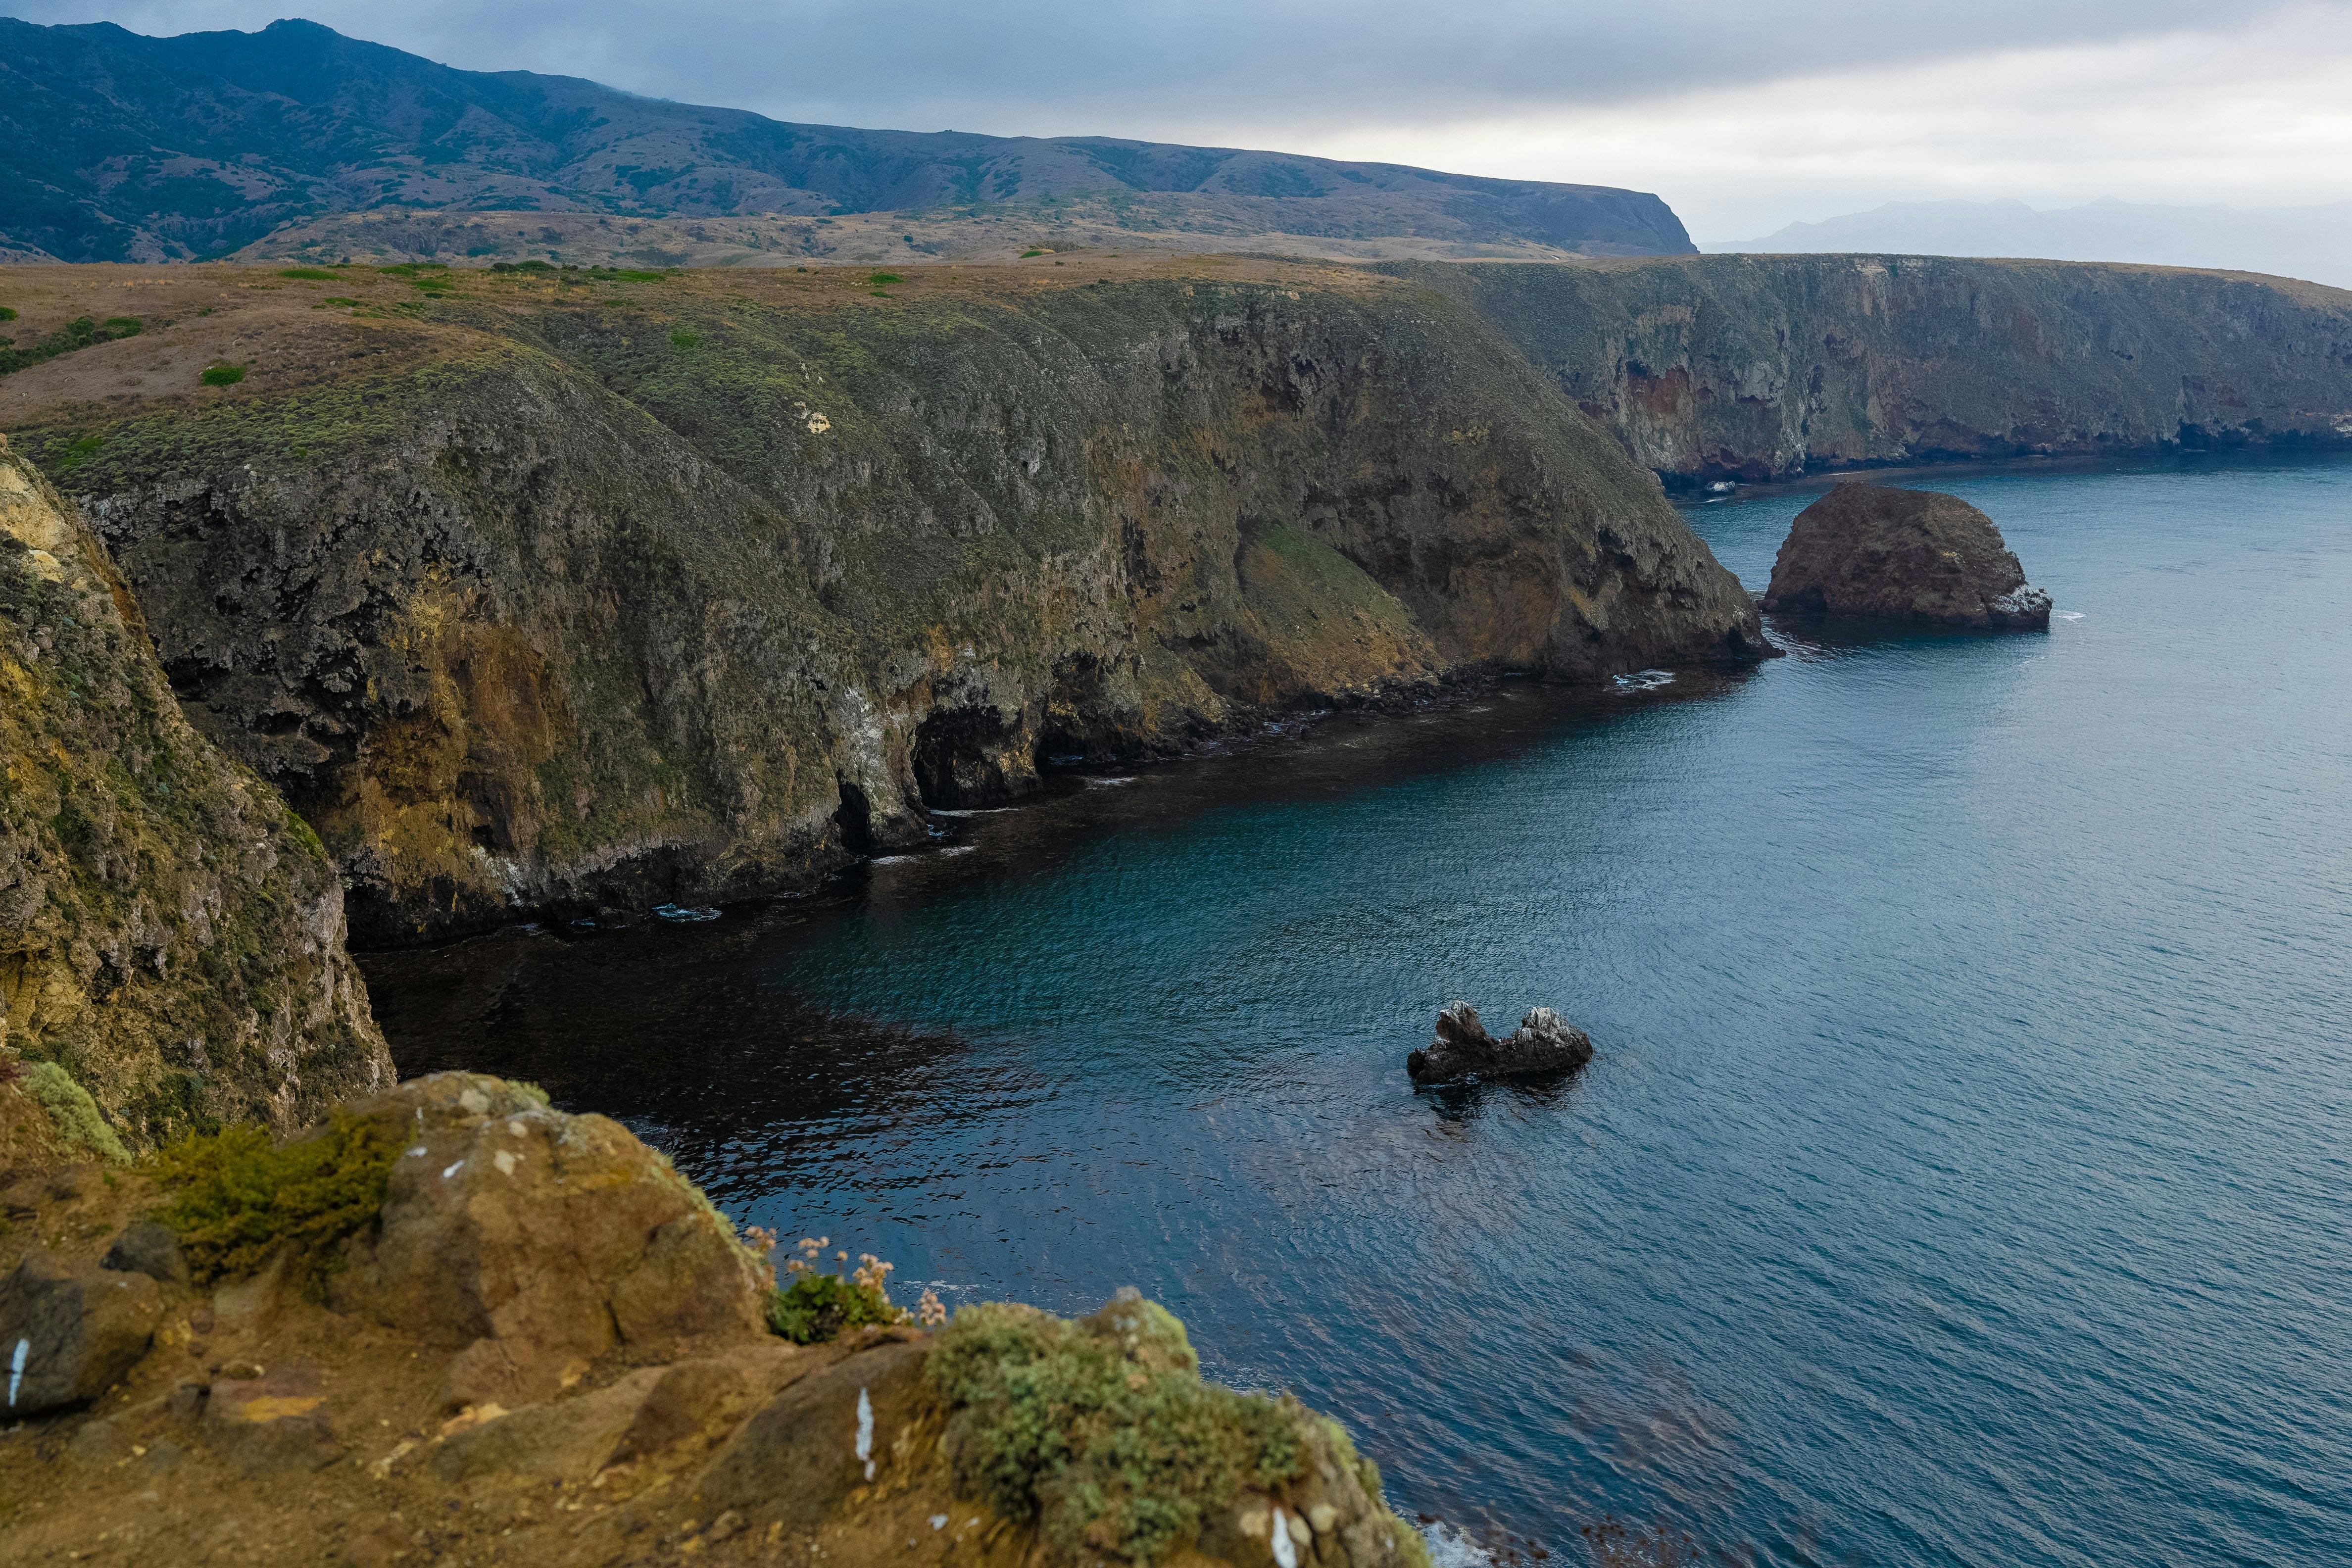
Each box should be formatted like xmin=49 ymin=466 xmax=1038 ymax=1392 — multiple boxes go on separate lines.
xmin=0 ymin=0 xmax=2309 ymax=137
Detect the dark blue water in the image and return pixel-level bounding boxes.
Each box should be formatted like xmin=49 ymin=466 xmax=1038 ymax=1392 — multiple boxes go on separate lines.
xmin=370 ymin=453 xmax=2352 ymax=1568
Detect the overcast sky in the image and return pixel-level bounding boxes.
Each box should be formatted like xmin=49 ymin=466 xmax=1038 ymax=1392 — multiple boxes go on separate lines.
xmin=13 ymin=0 xmax=2352 ymax=237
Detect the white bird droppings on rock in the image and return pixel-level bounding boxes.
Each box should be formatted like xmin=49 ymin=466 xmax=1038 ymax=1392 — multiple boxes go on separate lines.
xmin=1271 ymin=1507 xmax=1299 ymax=1568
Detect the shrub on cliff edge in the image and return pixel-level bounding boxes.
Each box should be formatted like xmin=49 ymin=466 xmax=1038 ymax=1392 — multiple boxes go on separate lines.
xmin=765 ymin=1234 xmax=945 ymax=1342
xmin=927 ymin=1295 xmax=1307 ymax=1566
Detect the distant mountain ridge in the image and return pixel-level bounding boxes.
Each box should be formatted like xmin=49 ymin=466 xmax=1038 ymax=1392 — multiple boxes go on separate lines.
xmin=0 ymin=16 xmax=1694 ymax=264
xmin=1705 ymin=197 xmax=2352 ymax=291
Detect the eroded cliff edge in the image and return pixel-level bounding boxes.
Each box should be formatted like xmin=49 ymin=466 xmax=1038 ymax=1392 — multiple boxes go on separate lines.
xmin=1407 ymin=255 xmax=2352 ymax=484
xmin=0 ymin=260 xmax=1764 ymax=943
xmin=0 ymin=437 xmax=388 ymax=1140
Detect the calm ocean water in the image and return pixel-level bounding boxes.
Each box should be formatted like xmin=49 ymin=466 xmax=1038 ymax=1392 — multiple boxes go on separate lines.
xmin=369 ymin=452 xmax=2352 ymax=1568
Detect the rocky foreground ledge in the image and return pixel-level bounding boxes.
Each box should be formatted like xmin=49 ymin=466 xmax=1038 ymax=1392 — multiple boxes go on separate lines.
xmin=0 ymin=1071 xmax=1426 ymax=1568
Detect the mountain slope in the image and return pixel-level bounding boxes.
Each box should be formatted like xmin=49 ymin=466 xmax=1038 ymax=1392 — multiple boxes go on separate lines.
xmin=0 ymin=17 xmax=1694 ymax=265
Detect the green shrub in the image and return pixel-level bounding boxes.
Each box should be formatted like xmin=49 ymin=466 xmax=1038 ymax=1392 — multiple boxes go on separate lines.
xmin=768 ymin=1270 xmax=901 ymax=1342
xmin=927 ymin=1298 xmax=1307 ymax=1566
xmin=56 ymin=433 xmax=105 ymax=470
xmin=22 ymin=1062 xmax=130 ymax=1166
xmin=321 ymin=296 xmax=360 ymax=306
xmin=670 ymin=328 xmax=702 ymax=348
xmin=0 ymin=305 xmax=16 ymax=321
xmin=150 ymin=1109 xmax=401 ymax=1282
xmin=0 ymin=313 xmax=142 ymax=377
xmin=277 ymin=267 xmax=341 ymax=281
xmin=490 ymin=260 xmax=555 ymax=274
xmin=869 ymin=272 xmax=904 ymax=285
xmin=199 ymin=363 xmax=246 ymax=387
xmin=615 ymin=269 xmax=666 ymax=283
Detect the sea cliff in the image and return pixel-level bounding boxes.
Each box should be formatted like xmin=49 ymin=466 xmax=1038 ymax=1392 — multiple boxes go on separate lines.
xmin=1412 ymin=254 xmax=2352 ymax=484
xmin=0 ymin=258 xmax=1763 ymax=944
xmin=0 ymin=437 xmax=387 ymax=1142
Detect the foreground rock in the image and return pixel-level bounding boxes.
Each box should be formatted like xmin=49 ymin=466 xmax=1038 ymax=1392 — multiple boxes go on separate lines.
xmin=1407 ymin=1002 xmax=1593 ymax=1084
xmin=0 ymin=1071 xmax=1432 ymax=1568
xmin=1762 ymin=483 xmax=2051 ymax=630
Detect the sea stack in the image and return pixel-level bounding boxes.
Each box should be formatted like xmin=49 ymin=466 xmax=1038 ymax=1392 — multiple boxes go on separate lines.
xmin=1407 ymin=1002 xmax=1594 ymax=1085
xmin=1763 ymin=483 xmax=2052 ymax=630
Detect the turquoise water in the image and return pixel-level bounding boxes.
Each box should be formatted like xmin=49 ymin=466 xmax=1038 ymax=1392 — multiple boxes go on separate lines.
xmin=371 ymin=453 xmax=2352 ymax=1567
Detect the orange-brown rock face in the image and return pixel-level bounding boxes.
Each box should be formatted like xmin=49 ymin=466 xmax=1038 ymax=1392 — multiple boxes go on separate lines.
xmin=332 ymin=1073 xmax=771 ymax=1410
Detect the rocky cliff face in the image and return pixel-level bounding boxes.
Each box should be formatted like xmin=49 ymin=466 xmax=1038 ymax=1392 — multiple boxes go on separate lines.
xmin=0 ymin=260 xmax=1762 ymax=943
xmin=1408 ymin=255 xmax=2352 ymax=484
xmin=0 ymin=437 xmax=387 ymax=1142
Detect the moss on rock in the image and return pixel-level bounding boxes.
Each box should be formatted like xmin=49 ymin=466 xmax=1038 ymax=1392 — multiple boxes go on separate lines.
xmin=20 ymin=1059 xmax=129 ymax=1165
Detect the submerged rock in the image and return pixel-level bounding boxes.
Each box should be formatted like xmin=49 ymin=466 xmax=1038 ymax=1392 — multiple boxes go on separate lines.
xmin=1763 ymin=483 xmax=2052 ymax=630
xmin=1407 ymin=1002 xmax=1594 ymax=1084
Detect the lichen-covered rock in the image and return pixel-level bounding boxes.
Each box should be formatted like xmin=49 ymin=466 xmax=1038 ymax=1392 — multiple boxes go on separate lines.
xmin=0 ymin=1251 xmax=163 ymax=1416
xmin=335 ymin=1072 xmax=770 ymax=1406
xmin=433 ymin=1351 xmax=794 ymax=1483
xmin=0 ymin=436 xmax=388 ymax=1142
xmin=1763 ymin=483 xmax=2052 ymax=630
xmin=1407 ymin=1002 xmax=1594 ymax=1084
xmin=0 ymin=1073 xmax=1430 ymax=1568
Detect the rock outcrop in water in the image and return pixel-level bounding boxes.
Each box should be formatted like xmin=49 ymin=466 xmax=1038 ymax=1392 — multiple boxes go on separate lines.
xmin=1407 ymin=1002 xmax=1593 ymax=1084
xmin=0 ymin=1069 xmax=1431 ymax=1568
xmin=1 ymin=260 xmax=1764 ymax=944
xmin=0 ymin=436 xmax=388 ymax=1144
xmin=1763 ymin=484 xmax=2052 ymax=630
